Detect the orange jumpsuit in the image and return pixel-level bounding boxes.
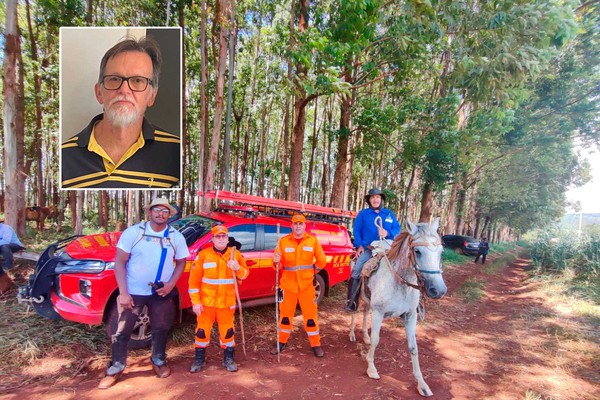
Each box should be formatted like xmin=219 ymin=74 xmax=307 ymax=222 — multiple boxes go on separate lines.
xmin=189 ymin=247 xmax=249 ymax=349
xmin=275 ymin=232 xmax=326 ymax=347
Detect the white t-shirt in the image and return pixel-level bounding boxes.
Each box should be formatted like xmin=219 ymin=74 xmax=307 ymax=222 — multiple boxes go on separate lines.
xmin=117 ymin=221 xmax=190 ymax=296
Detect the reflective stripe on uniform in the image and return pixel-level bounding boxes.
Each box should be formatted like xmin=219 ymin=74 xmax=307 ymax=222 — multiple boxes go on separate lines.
xmin=188 ymin=288 xmax=200 ymax=293
xmin=282 ymin=264 xmax=313 ymax=271
xmin=307 ymin=330 xmax=320 ymax=336
xmin=203 ymin=262 xmax=217 ymax=269
xmin=220 ymin=339 xmax=236 ymax=347
xmin=280 ymin=328 xmax=292 ymax=334
xmin=202 ymin=277 xmax=235 ymax=285
xmin=195 ymin=339 xmax=209 ymax=347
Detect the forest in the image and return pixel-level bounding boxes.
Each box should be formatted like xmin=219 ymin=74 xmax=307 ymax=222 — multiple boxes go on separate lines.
xmin=1 ymin=0 xmax=599 ymax=241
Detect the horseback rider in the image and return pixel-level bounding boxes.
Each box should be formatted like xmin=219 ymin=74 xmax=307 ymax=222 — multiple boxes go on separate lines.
xmin=344 ymin=188 xmax=401 ymax=312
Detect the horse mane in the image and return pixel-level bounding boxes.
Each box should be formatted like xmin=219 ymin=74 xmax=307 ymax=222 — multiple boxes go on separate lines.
xmin=386 ymin=231 xmax=413 ymax=272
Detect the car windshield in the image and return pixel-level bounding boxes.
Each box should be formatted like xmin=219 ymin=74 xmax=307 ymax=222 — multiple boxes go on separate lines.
xmin=170 ymin=215 xmax=216 ymax=246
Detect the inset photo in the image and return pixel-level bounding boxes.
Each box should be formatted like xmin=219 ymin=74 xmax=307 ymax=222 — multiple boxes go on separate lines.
xmin=60 ymin=27 xmax=182 ymax=189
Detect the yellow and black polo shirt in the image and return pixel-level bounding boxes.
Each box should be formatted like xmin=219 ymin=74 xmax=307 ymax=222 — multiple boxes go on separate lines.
xmin=61 ymin=114 xmax=180 ymax=189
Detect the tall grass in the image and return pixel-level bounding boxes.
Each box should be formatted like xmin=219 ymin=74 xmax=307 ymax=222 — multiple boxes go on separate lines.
xmin=530 ymin=230 xmax=600 ymax=304
xmin=531 ymin=232 xmax=600 ymax=278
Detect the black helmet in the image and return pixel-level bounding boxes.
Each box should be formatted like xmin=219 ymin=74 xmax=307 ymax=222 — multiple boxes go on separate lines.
xmin=364 ymin=188 xmax=386 ymax=204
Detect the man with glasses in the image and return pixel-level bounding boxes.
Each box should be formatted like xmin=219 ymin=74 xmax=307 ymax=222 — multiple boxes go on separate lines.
xmin=98 ymin=197 xmax=189 ymax=389
xmin=61 ymin=36 xmax=180 ymax=188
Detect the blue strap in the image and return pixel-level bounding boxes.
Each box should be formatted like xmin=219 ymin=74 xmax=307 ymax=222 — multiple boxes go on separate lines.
xmin=153 ymin=228 xmax=170 ymax=287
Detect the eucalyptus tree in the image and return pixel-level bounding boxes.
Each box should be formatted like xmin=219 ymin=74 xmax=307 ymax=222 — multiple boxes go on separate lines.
xmin=3 ymin=0 xmax=26 ymax=234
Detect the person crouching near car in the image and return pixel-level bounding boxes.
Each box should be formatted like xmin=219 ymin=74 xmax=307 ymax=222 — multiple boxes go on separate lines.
xmin=188 ymin=225 xmax=249 ymax=373
xmin=98 ymin=197 xmax=190 ymax=389
xmin=271 ymin=214 xmax=327 ymax=357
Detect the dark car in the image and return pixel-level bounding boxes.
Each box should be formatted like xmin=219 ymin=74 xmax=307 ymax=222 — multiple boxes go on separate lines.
xmin=442 ymin=235 xmax=480 ymax=256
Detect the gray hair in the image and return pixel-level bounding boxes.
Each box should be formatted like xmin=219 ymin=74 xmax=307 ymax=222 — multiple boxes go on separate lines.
xmin=98 ymin=36 xmax=162 ymax=88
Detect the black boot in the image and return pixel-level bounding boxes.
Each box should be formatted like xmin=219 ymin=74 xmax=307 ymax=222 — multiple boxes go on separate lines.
xmin=344 ymin=278 xmax=361 ymax=312
xmin=190 ymin=347 xmax=206 ymax=373
xmin=223 ymin=347 xmax=238 ymax=372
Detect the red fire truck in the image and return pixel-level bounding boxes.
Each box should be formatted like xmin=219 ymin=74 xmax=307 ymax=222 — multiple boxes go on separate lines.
xmin=18 ymin=191 xmax=356 ymax=348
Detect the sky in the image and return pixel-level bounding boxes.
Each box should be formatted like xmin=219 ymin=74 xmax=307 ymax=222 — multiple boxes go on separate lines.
xmin=566 ymin=147 xmax=600 ymax=214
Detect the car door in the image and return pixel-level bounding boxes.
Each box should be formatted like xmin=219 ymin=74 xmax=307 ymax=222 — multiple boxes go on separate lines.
xmin=227 ymin=224 xmax=263 ymax=299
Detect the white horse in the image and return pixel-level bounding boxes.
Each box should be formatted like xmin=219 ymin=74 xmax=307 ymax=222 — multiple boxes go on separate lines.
xmin=349 ymin=218 xmax=447 ymax=397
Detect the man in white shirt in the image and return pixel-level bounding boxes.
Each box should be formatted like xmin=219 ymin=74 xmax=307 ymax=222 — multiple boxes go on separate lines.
xmin=98 ymin=198 xmax=189 ymax=389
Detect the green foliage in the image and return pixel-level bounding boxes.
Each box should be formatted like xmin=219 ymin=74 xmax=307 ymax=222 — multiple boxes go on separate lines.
xmin=531 ymin=231 xmax=600 ymax=278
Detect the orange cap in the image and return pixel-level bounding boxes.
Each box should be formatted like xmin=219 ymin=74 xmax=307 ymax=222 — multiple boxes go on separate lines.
xmin=211 ymin=225 xmax=228 ymax=236
xmin=291 ymin=214 xmax=306 ymax=223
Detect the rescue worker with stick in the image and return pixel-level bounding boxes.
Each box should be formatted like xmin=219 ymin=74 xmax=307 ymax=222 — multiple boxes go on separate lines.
xmin=188 ymin=225 xmax=249 ymax=373
xmin=271 ymin=214 xmax=327 ymax=357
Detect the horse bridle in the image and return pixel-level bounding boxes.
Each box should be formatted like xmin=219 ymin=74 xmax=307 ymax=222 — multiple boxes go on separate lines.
xmin=383 ymin=233 xmax=442 ymax=292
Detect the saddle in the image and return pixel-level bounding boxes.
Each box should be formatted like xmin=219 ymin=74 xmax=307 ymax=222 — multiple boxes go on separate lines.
xmin=360 ymin=253 xmax=385 ymax=303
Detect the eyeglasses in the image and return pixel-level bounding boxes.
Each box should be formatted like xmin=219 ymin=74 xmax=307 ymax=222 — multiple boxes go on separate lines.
xmin=101 ymin=75 xmax=153 ymax=92
xmin=213 ymin=234 xmax=228 ymax=240
xmin=152 ymin=207 xmax=171 ymax=215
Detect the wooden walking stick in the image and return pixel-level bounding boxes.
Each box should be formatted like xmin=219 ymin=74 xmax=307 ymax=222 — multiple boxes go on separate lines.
xmin=275 ymin=223 xmax=281 ymax=363
xmin=230 ymin=246 xmax=248 ymax=360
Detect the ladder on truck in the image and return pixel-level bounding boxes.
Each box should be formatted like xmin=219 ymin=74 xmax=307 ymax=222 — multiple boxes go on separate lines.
xmin=199 ymin=190 xmax=356 ymax=225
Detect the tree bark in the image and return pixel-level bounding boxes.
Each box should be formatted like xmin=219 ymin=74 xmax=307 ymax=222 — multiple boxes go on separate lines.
xmin=418 ymin=181 xmax=435 ymax=223
xmin=221 ymin=17 xmax=237 ymax=191
xmin=197 ymin=0 xmax=209 ymax=211
xmin=24 ymin=0 xmax=45 ymax=207
xmin=330 ymin=66 xmax=353 ymax=208
xmin=287 ymin=0 xmax=311 ymax=201
xmin=2 ymin=0 xmax=26 ymax=235
xmin=203 ymin=0 xmax=231 ymax=210
xmin=177 ymin=2 xmax=186 ymax=215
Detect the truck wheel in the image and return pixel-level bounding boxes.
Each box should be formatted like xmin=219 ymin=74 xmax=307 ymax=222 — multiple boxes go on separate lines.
xmin=106 ymin=302 xmax=152 ymax=349
xmin=314 ymin=274 xmax=326 ymax=304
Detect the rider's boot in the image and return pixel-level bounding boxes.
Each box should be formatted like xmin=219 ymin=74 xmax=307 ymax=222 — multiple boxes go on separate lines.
xmin=344 ymin=278 xmax=361 ymax=312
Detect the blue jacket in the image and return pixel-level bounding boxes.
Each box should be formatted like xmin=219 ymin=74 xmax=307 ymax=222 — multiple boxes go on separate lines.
xmin=353 ymin=207 xmax=401 ymax=248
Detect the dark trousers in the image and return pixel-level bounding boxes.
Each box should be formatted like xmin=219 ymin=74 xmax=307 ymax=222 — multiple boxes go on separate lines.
xmin=0 ymin=244 xmax=24 ymax=275
xmin=474 ymin=252 xmax=487 ymax=264
xmin=110 ymin=294 xmax=175 ymax=370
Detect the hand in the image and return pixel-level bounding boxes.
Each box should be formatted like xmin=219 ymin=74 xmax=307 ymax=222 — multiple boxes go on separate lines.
xmin=117 ymin=293 xmax=134 ymax=310
xmin=273 ymin=252 xmax=281 ymax=264
xmin=356 ymin=246 xmax=364 ymax=256
xmin=156 ymin=281 xmax=175 ymax=297
xmin=227 ymin=260 xmax=240 ymax=271
xmin=193 ymin=303 xmax=203 ymax=316
xmin=377 ymin=228 xmax=388 ymax=238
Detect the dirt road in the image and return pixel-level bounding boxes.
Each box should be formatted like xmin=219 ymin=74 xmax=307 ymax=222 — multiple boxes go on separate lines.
xmin=1 ymin=253 xmax=598 ymax=399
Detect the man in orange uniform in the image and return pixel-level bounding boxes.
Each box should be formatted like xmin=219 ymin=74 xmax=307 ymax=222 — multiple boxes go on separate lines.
xmin=272 ymin=214 xmax=327 ymax=357
xmin=188 ymin=225 xmax=249 ymax=372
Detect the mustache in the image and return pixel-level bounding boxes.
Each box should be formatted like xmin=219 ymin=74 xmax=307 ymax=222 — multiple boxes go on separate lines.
xmin=107 ymin=95 xmax=135 ymax=107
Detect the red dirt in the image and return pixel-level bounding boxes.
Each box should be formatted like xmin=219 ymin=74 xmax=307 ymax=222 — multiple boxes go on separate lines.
xmin=1 ymin=252 xmax=598 ymax=399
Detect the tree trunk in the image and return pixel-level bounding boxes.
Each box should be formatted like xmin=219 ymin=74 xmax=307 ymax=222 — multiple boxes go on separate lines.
xmin=287 ymin=0 xmax=311 ymax=202
xmin=75 ymin=191 xmax=84 ymax=235
xmin=197 ymin=0 xmax=209 ymax=211
xmin=24 ymin=0 xmax=45 ymax=207
xmin=2 ymin=0 xmax=26 ymax=235
xmin=177 ymin=2 xmax=187 ymax=214
xmin=221 ymin=17 xmax=237 ymax=191
xmin=279 ymin=96 xmax=291 ymax=199
xmin=330 ymin=66 xmax=353 ymax=208
xmin=305 ymin=97 xmax=319 ymax=204
xmin=203 ymin=0 xmax=231 ymax=210
xmin=418 ymin=181 xmax=435 ymax=223
xmin=444 ymin=181 xmax=459 ymax=234
xmin=240 ymin=17 xmax=261 ymax=193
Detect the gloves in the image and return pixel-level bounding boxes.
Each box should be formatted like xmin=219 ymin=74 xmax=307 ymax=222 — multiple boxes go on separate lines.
xmin=277 ymin=288 xmax=284 ymax=303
